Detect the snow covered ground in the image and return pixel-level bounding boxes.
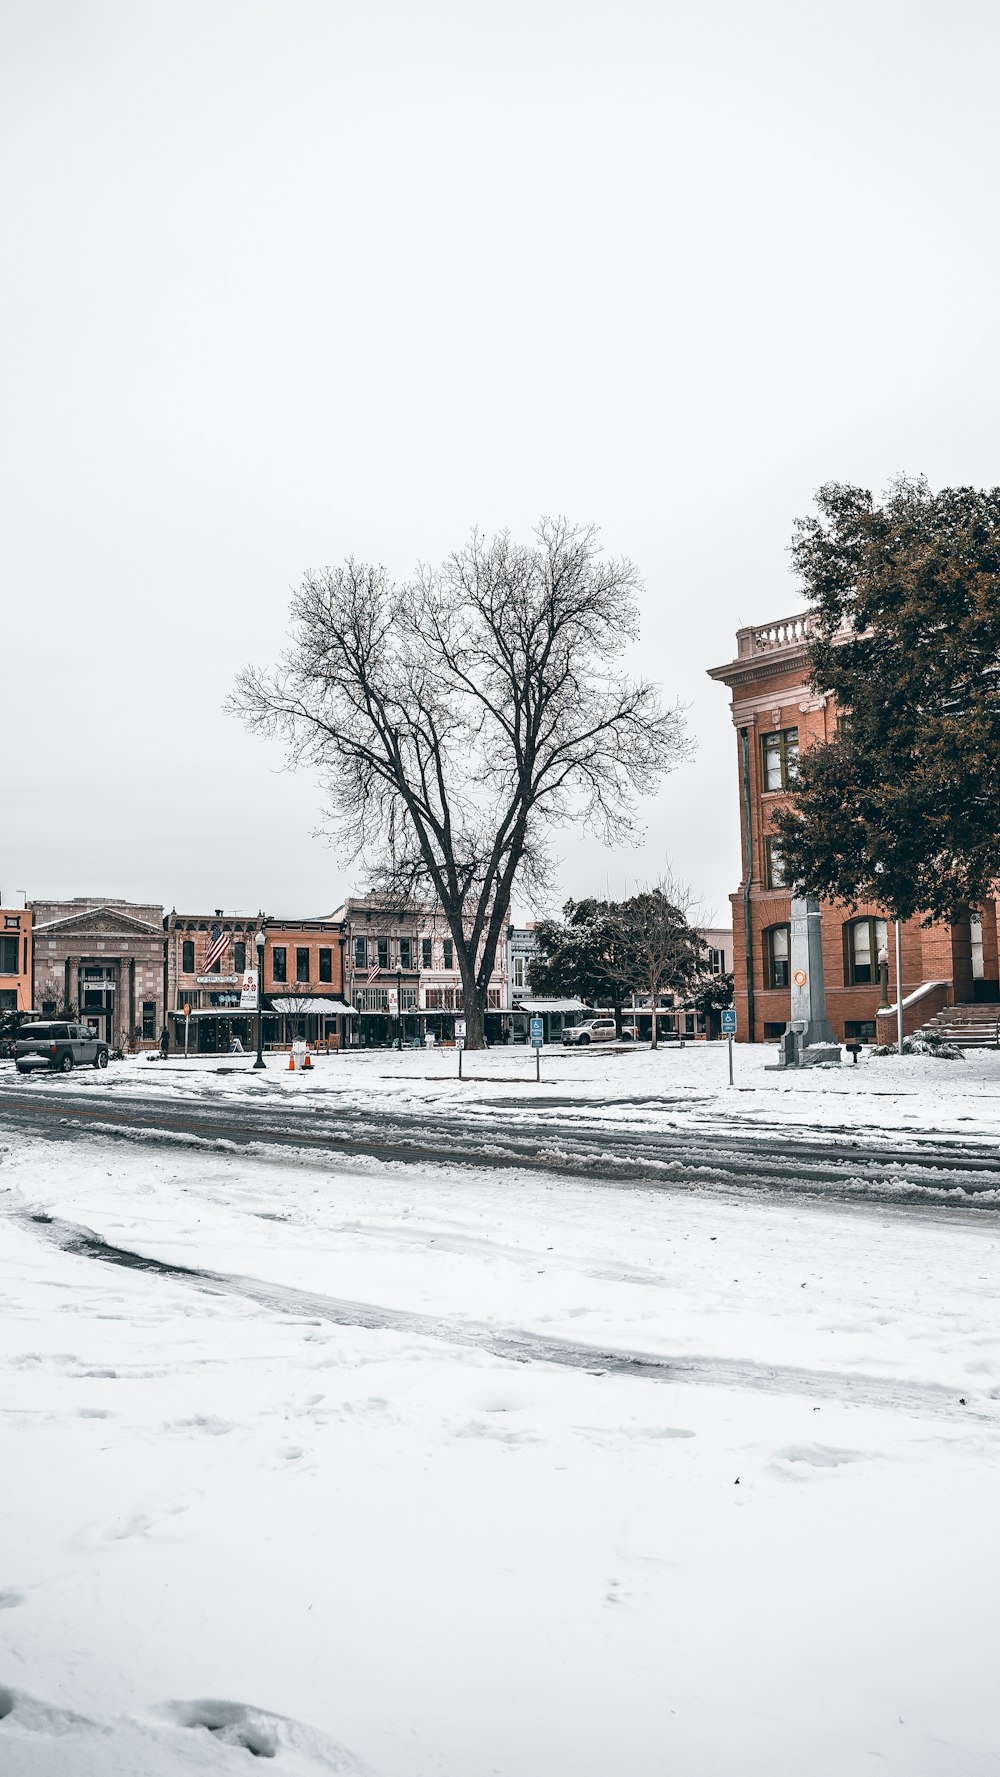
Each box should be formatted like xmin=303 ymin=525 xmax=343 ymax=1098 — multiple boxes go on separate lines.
xmin=2 ymin=1089 xmax=1000 ymax=1776
xmin=11 ymin=1034 xmax=1000 ymax=1146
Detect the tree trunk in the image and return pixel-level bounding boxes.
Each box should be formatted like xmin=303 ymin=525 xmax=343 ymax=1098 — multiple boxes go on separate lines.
xmin=462 ymin=982 xmax=486 ymax=1049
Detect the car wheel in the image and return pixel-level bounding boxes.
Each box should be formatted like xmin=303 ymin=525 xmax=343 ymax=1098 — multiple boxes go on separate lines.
xmin=579 ymin=1033 xmax=590 ymax=1045
xmin=95 ymin=1050 xmax=108 ymax=1069
xmin=15 ymin=1063 xmax=27 ymax=1074
xmin=60 ymin=1053 xmax=74 ymax=1073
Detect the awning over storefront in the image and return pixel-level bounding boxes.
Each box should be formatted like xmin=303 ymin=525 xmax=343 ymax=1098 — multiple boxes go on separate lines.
xmin=513 ymin=997 xmax=585 ymax=1013
xmin=268 ymin=997 xmax=356 ymax=1015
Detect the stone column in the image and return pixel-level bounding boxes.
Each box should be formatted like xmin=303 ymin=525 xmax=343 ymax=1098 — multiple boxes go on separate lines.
xmin=781 ymin=894 xmax=840 ymax=1066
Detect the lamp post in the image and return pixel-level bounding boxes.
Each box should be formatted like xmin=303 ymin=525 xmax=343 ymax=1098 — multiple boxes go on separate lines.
xmin=877 ymin=942 xmax=890 ymax=1010
xmin=396 ymin=962 xmax=403 ymax=1050
xmin=254 ymin=925 xmax=266 ymax=1069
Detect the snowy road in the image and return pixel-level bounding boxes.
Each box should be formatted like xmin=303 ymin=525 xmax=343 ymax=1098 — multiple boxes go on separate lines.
xmin=4 ymin=1063 xmax=1000 ymax=1203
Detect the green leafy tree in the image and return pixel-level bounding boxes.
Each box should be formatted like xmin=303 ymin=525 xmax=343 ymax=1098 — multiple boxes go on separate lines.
xmin=529 ymin=882 xmax=705 ymax=1044
xmin=774 ymin=476 xmax=1000 ymax=923
xmin=528 ymin=898 xmax=632 ymax=1030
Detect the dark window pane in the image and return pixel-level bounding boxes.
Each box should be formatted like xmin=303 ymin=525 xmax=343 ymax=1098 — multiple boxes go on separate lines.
xmin=272 ymin=946 xmax=287 ymax=982
xmin=399 ymin=937 xmax=412 ymax=969
xmin=296 ymin=948 xmax=310 ymax=982
xmin=181 ymin=940 xmax=195 ymax=973
xmin=421 ymin=937 xmax=432 ymax=968
xmin=443 ymin=939 xmax=453 ymax=969
xmin=377 ymin=937 xmax=389 ymax=969
xmin=142 ymin=1001 xmax=156 ymax=1039
xmin=0 ymin=935 xmax=18 ymax=974
xmin=354 ymin=937 xmax=366 ymax=967
xmin=234 ymin=941 xmax=246 ymax=973
xmin=319 ymin=948 xmax=332 ymax=983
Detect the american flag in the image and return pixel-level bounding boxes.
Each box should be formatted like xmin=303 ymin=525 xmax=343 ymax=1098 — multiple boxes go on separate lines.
xmin=366 ymin=954 xmax=380 ymax=985
xmin=202 ymin=924 xmax=229 ymax=973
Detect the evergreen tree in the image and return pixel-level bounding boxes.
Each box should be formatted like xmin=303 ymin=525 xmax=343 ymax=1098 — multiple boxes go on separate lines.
xmin=774 ymin=477 xmax=1000 ymax=923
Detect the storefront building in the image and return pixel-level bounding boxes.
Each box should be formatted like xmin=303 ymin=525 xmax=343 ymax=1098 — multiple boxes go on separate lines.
xmin=708 ymin=613 xmax=997 ymax=1042
xmin=165 ymin=910 xmax=348 ymax=1052
xmin=0 ymin=907 xmax=33 ymax=1014
xmin=333 ymin=897 xmax=508 ymax=1044
xmin=29 ymin=897 xmax=165 ymax=1050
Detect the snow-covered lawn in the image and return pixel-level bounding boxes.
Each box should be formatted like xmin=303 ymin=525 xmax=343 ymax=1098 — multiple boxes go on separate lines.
xmin=11 ymin=1036 xmax=1000 ymax=1148
xmin=1 ymin=1124 xmax=999 ymax=1775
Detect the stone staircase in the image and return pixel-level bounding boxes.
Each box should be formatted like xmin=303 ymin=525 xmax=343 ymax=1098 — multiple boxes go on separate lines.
xmin=915 ymin=1002 xmax=1000 ymax=1049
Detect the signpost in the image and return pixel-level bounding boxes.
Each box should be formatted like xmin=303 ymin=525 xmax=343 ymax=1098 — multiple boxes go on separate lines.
xmin=455 ymin=1016 xmax=466 ymax=1079
xmin=530 ymin=1014 xmax=543 ymax=1082
xmin=721 ymin=1006 xmax=737 ymax=1085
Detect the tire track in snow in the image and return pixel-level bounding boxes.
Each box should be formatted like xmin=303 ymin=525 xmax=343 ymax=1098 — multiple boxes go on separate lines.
xmin=18 ymin=1209 xmax=990 ymax=1423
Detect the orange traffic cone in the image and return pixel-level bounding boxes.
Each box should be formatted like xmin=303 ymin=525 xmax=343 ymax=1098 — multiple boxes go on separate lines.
xmin=302 ymin=1050 xmax=312 ymax=1070
xmin=288 ymin=1051 xmax=296 ymax=1071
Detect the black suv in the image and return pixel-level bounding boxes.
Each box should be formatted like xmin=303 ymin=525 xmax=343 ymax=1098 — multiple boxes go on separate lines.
xmin=15 ymin=1022 xmax=110 ymax=1074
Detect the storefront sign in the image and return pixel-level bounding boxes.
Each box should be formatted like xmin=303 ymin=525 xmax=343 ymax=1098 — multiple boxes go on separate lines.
xmin=197 ymin=975 xmax=240 ymax=985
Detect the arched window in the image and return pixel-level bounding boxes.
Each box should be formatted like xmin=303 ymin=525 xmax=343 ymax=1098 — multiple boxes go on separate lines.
xmin=844 ymin=917 xmax=888 ymax=985
xmin=764 ymin=924 xmax=791 ymax=989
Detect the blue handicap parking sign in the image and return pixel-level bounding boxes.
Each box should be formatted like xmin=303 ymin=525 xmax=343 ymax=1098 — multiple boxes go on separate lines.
xmin=721 ymin=1008 xmax=737 ymax=1035
xmin=530 ymin=1017 xmax=544 ymax=1048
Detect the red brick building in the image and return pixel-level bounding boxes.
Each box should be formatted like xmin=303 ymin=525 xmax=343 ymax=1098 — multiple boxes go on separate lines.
xmin=165 ymin=910 xmax=347 ymax=1052
xmin=708 ymin=611 xmax=1000 ymax=1042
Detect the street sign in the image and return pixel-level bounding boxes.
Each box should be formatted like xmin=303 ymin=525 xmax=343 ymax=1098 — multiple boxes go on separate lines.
xmin=455 ymin=1037 xmax=465 ymax=1051
xmin=530 ymin=1016 xmax=544 ymax=1049
xmin=721 ymin=1008 xmax=737 ymax=1035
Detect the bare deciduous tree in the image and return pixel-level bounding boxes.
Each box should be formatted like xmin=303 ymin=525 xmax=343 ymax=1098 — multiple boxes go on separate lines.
xmin=613 ymin=874 xmax=706 ymax=1048
xmin=229 ymin=518 xmax=690 ymax=1047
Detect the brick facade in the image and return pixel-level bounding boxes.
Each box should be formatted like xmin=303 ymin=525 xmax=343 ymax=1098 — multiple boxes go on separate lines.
xmin=708 ymin=614 xmax=999 ymax=1042
xmin=0 ymin=908 xmax=33 ymax=1014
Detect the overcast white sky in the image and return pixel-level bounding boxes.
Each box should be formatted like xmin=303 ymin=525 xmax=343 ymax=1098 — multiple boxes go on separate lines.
xmin=3 ymin=0 xmax=999 ymax=925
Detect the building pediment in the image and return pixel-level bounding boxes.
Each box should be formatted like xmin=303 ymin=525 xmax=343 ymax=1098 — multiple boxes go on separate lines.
xmin=34 ymin=905 xmax=163 ymax=940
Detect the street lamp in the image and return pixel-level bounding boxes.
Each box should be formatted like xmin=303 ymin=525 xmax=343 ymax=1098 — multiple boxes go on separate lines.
xmin=877 ymin=941 xmax=890 ymax=1010
xmin=254 ymin=924 xmax=267 ymax=1069
xmin=396 ymin=961 xmax=403 ymax=1050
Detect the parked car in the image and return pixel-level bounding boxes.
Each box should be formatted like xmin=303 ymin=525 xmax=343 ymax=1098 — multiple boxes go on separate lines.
xmin=620 ymin=1024 xmax=639 ymax=1042
xmin=14 ymin=1021 xmax=110 ymax=1074
xmin=562 ymin=1018 xmax=618 ymax=1046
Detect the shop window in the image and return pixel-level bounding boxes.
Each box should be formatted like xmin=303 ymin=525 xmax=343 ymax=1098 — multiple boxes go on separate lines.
xmin=844 ymin=917 xmax=888 ymax=986
xmin=0 ymin=935 xmax=17 ymax=974
xmin=181 ymin=940 xmax=195 ymax=974
xmin=142 ymin=1001 xmax=156 ymax=1040
xmin=234 ymin=940 xmax=246 ymax=974
xmin=272 ymin=946 xmax=287 ymax=983
xmin=443 ymin=939 xmax=453 ymax=969
xmin=319 ymin=948 xmax=332 ymax=983
xmin=765 ymin=838 xmax=787 ymax=888
xmin=354 ymin=936 xmax=366 ymax=968
xmin=765 ymin=924 xmax=791 ymax=989
xmin=761 ymin=727 xmax=799 ymax=792
xmin=377 ymin=937 xmax=389 ymax=969
xmin=296 ymin=948 xmax=310 ymax=982
xmin=399 ymin=937 xmax=412 ymax=969
xmin=421 ymin=937 xmax=432 ymax=968
xmin=0 ymin=989 xmax=16 ymax=1010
